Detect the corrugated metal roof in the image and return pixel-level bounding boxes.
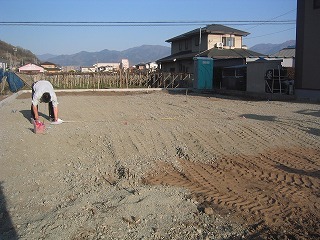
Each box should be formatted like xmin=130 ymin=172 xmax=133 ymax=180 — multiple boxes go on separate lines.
xmin=166 ymin=24 xmax=250 ymax=42
xmin=270 ymin=48 xmax=295 ymax=58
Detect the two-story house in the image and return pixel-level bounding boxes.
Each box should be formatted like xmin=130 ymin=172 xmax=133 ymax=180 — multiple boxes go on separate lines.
xmin=157 ymin=24 xmax=264 ymax=74
xmin=40 ymin=61 xmax=62 ymax=73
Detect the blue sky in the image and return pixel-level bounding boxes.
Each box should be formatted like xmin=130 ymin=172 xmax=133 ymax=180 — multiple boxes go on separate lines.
xmin=0 ymin=0 xmax=297 ymax=55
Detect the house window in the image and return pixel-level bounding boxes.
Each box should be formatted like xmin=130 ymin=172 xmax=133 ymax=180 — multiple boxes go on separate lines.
xmin=185 ymin=39 xmax=188 ymax=50
xmin=179 ymin=64 xmax=188 ymax=73
xmin=179 ymin=63 xmax=183 ymax=72
xmin=179 ymin=42 xmax=182 ymax=50
xmin=195 ymin=36 xmax=199 ymax=46
xmin=222 ymin=37 xmax=235 ymax=47
xmin=314 ymin=0 xmax=320 ymax=9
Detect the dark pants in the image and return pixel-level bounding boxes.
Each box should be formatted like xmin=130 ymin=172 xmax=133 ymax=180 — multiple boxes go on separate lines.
xmin=31 ymin=83 xmax=54 ymax=119
xmin=31 ymin=101 xmax=54 ymax=119
xmin=48 ymin=101 xmax=54 ymax=119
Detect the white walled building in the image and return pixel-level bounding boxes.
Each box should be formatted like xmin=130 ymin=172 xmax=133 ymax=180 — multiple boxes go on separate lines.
xmin=146 ymin=62 xmax=158 ymax=71
xmin=0 ymin=58 xmax=8 ymax=70
xmin=121 ymin=59 xmax=129 ymax=69
xmin=80 ymin=66 xmax=96 ymax=73
xmin=93 ymin=63 xmax=120 ymax=72
xmin=81 ymin=59 xmax=130 ymax=73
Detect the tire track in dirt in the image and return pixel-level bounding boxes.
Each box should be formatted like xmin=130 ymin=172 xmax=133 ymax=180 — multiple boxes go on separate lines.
xmin=257 ymin=149 xmax=320 ymax=191
xmin=143 ymin=147 xmax=320 ymax=238
xmin=219 ymin=150 xmax=319 ymax=220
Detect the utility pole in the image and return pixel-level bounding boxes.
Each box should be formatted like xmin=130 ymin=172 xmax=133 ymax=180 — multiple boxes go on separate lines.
xmin=13 ymin=47 xmax=17 ymax=69
xmin=7 ymin=52 xmax=12 ymax=70
xmin=199 ymin=27 xmax=202 ymax=54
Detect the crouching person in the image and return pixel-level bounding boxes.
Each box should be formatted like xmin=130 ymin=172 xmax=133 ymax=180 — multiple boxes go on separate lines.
xmin=31 ymin=80 xmax=62 ymax=124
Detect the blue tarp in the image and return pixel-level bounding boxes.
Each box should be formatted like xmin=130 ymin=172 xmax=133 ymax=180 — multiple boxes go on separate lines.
xmin=4 ymin=72 xmax=25 ymax=92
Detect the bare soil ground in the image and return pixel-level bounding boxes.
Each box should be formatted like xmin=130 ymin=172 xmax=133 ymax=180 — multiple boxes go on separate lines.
xmin=0 ymin=90 xmax=319 ymax=239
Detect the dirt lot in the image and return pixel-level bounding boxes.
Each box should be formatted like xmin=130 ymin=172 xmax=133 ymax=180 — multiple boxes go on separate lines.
xmin=0 ymin=90 xmax=319 ymax=239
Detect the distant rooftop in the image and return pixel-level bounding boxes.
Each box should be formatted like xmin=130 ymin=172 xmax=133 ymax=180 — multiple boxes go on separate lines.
xmin=0 ymin=57 xmax=8 ymax=63
xmin=270 ymin=47 xmax=295 ymax=58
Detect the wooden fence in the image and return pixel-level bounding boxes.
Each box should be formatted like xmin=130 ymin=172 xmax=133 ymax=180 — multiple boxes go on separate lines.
xmin=18 ymin=71 xmax=193 ymax=90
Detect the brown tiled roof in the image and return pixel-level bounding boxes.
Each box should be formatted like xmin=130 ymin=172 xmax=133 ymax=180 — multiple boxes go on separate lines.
xmin=43 ymin=67 xmax=61 ymax=71
xmin=41 ymin=61 xmax=56 ymax=65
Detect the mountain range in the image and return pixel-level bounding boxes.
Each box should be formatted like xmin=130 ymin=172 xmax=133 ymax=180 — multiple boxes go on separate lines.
xmin=249 ymin=40 xmax=296 ymax=55
xmin=0 ymin=40 xmax=38 ymax=65
xmin=37 ymin=45 xmax=171 ymax=67
xmin=1 ymin=40 xmax=296 ymax=68
xmin=38 ymin=40 xmax=296 ymax=67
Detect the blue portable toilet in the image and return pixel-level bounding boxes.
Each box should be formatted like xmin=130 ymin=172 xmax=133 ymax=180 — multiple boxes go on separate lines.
xmin=193 ymin=57 xmax=213 ymax=90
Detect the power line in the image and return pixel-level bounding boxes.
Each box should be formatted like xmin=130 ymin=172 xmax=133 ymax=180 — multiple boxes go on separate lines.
xmin=242 ymin=9 xmax=296 ymax=41
xmin=0 ymin=20 xmax=296 ymax=27
xmin=245 ymin=27 xmax=296 ymax=39
xmin=245 ymin=9 xmax=297 ymax=30
xmin=0 ymin=20 xmax=296 ymax=23
xmin=0 ymin=23 xmax=296 ymax=27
